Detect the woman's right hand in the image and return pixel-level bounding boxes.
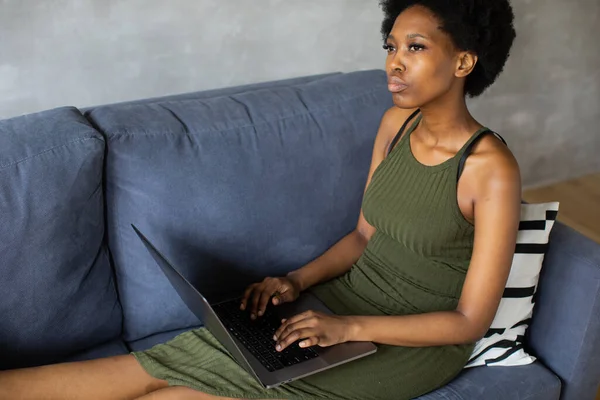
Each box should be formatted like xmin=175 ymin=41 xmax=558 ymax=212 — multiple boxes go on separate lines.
xmin=240 ymin=276 xmax=302 ymax=320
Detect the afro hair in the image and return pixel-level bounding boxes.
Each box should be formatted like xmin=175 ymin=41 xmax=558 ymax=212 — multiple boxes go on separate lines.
xmin=380 ymin=0 xmax=516 ymax=97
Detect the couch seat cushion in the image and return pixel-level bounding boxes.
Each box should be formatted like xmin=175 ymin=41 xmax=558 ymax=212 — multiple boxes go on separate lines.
xmin=418 ymin=362 xmax=561 ymax=400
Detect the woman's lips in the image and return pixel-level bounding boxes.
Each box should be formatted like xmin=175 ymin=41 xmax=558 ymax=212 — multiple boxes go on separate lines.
xmin=388 ymin=76 xmax=408 ymax=93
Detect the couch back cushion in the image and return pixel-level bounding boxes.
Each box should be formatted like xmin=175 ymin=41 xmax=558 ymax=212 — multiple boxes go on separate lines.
xmin=87 ymin=70 xmax=392 ymax=341
xmin=81 ymin=72 xmax=340 ymax=113
xmin=0 ymin=107 xmax=122 ymax=369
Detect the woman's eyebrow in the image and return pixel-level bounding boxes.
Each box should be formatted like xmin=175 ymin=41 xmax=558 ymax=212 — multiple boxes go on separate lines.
xmin=406 ymin=33 xmax=429 ymax=40
xmin=386 ymin=33 xmax=429 ymax=41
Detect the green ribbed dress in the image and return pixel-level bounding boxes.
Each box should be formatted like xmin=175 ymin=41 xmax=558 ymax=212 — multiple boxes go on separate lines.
xmin=133 ymin=115 xmax=488 ymax=399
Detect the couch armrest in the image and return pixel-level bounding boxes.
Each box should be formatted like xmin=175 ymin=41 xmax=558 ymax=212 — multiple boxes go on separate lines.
xmin=528 ymin=222 xmax=600 ymax=400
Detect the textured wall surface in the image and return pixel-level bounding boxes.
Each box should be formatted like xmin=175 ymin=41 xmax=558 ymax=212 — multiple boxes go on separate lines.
xmin=0 ymin=0 xmax=383 ymax=117
xmin=469 ymin=0 xmax=600 ymax=187
xmin=1 ymin=0 xmax=599 ymax=187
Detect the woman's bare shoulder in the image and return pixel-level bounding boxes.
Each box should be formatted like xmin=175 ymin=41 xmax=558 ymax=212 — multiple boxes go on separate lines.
xmin=468 ymin=133 xmax=521 ymax=195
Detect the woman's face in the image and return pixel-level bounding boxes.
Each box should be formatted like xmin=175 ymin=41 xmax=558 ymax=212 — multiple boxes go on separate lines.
xmin=385 ymin=5 xmax=467 ymax=109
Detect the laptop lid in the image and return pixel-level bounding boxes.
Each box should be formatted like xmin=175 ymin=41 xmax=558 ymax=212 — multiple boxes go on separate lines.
xmin=131 ymin=224 xmax=261 ymax=383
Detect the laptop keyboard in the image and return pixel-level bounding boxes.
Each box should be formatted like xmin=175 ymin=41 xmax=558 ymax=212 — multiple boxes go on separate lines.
xmin=213 ymin=299 xmax=319 ymax=372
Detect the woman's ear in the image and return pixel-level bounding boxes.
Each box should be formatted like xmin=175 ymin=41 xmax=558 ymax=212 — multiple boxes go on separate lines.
xmin=455 ymin=51 xmax=478 ymax=78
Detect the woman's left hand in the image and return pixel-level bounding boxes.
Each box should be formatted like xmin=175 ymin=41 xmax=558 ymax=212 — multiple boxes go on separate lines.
xmin=273 ymin=310 xmax=354 ymax=352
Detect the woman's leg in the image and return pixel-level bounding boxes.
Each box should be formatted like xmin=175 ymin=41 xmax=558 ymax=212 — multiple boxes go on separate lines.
xmin=133 ymin=387 xmax=283 ymax=400
xmin=0 ymin=355 xmax=168 ymax=400
xmin=133 ymin=387 xmax=236 ymax=400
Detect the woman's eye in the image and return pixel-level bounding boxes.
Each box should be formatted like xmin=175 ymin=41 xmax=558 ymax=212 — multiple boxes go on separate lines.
xmin=408 ymin=43 xmax=425 ymax=52
xmin=383 ymin=43 xmax=396 ymax=53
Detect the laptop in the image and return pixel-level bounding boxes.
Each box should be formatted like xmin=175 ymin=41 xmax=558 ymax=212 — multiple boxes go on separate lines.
xmin=132 ymin=224 xmax=377 ymax=388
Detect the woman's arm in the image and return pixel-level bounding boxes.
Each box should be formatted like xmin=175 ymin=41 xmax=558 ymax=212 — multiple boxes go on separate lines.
xmin=274 ymin=140 xmax=521 ymax=349
xmin=286 ymin=229 xmax=367 ymax=292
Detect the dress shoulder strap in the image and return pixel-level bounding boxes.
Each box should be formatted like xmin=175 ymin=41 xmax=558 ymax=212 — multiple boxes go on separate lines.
xmin=457 ymin=131 xmax=508 ymax=182
xmin=386 ymin=109 xmax=421 ymax=157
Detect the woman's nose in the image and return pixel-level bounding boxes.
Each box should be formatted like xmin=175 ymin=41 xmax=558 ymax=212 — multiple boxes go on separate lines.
xmin=388 ymin=52 xmax=405 ymax=73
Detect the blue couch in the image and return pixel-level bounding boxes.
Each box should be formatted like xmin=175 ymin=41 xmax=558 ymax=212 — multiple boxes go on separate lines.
xmin=1 ymin=70 xmax=599 ymax=400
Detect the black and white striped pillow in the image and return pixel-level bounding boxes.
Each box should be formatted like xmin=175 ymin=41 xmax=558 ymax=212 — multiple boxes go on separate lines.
xmin=466 ymin=202 xmax=560 ymax=368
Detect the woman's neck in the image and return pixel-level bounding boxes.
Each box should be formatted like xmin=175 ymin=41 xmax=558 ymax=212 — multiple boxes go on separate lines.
xmin=416 ymin=91 xmax=480 ymax=143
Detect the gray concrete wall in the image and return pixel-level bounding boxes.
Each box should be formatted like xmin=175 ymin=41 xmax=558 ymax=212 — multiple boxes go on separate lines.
xmin=0 ymin=0 xmax=383 ymax=117
xmin=1 ymin=0 xmax=599 ymax=187
xmin=469 ymin=0 xmax=600 ymax=188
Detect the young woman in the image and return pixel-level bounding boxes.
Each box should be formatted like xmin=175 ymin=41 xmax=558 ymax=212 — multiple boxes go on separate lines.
xmin=0 ymin=1 xmax=520 ymax=399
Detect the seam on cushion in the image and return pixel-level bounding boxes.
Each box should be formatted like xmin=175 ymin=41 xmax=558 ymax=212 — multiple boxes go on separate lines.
xmin=157 ymin=104 xmax=190 ymax=134
xmin=292 ymin=87 xmax=326 ymax=133
xmin=228 ymin=96 xmax=256 ymax=127
xmin=0 ymin=136 xmax=102 ymax=171
xmin=103 ymin=86 xmax=386 ymax=140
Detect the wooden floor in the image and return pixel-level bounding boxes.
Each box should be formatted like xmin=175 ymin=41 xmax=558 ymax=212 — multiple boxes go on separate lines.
xmin=523 ymin=172 xmax=600 ymax=244
xmin=523 ymin=172 xmax=600 ymax=400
